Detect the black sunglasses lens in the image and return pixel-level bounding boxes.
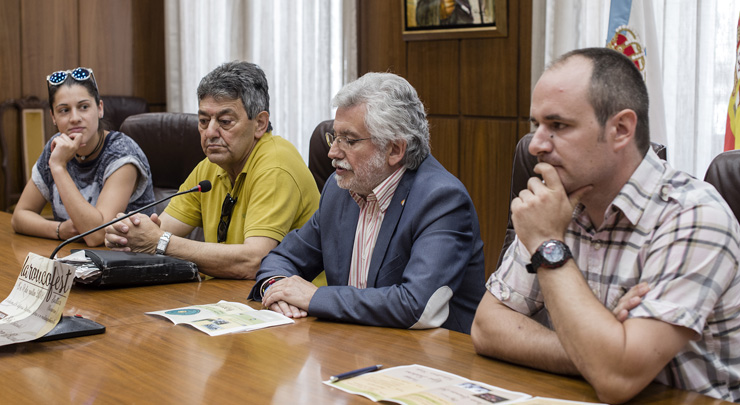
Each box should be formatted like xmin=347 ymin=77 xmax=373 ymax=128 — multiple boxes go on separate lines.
xmin=218 ymin=195 xmax=236 ymax=243
xmin=221 ymin=196 xmax=235 ymax=216
xmin=218 ymin=220 xmax=228 ymax=242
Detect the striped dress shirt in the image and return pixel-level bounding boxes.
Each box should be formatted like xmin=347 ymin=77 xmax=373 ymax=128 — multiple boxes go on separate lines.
xmin=348 ymin=167 xmax=406 ymax=288
xmin=488 ymin=149 xmax=740 ymax=401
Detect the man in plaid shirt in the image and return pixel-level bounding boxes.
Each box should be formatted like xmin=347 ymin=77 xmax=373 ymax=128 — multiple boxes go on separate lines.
xmin=472 ymin=47 xmax=740 ymax=403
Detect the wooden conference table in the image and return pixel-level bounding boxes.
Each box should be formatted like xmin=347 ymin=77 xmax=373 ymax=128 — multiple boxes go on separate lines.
xmin=0 ymin=212 xmax=729 ymax=404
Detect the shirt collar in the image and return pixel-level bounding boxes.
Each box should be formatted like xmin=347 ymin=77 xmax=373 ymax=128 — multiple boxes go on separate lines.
xmin=351 ymin=166 xmax=407 ymax=211
xmin=608 ymin=147 xmax=666 ymax=225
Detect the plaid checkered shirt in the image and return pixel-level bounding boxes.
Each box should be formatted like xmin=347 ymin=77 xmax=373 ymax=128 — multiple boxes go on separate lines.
xmin=487 ymin=148 xmax=740 ymax=401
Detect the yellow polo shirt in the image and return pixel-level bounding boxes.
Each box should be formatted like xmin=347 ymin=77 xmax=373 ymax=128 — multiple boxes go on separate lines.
xmin=165 ymin=132 xmax=320 ymax=243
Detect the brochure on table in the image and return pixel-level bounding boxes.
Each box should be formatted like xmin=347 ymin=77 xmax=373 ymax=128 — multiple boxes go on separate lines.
xmin=325 ymin=364 xmax=605 ymax=405
xmin=516 ymin=399 xmax=606 ymax=404
xmin=147 ymin=300 xmax=293 ymax=336
xmin=0 ymin=253 xmax=76 ymax=345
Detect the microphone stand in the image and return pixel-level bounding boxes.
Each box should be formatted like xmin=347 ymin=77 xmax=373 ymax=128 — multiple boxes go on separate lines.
xmin=37 ymin=181 xmax=211 ymax=341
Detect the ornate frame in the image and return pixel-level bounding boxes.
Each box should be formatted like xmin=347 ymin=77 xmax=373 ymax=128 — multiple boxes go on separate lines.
xmin=402 ymin=0 xmax=508 ymax=41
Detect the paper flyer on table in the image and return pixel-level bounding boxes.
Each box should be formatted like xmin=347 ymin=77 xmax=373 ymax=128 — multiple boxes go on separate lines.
xmin=325 ymin=364 xmax=532 ymax=404
xmin=146 ymin=300 xmax=293 ymax=336
xmin=0 ymin=252 xmax=76 ymax=345
xmin=514 ymin=398 xmax=605 ymax=405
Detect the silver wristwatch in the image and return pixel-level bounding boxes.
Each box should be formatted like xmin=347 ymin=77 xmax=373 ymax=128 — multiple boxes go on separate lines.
xmin=156 ymin=232 xmax=172 ymax=255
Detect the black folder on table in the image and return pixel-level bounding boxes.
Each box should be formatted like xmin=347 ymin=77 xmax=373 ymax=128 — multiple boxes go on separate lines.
xmin=74 ymin=250 xmax=200 ymax=288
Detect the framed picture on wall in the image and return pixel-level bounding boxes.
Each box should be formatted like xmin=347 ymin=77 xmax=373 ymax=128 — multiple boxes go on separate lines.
xmin=402 ymin=0 xmax=507 ymax=41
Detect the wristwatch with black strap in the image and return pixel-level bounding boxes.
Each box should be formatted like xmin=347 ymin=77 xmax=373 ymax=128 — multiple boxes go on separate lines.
xmin=526 ymin=239 xmax=573 ymax=274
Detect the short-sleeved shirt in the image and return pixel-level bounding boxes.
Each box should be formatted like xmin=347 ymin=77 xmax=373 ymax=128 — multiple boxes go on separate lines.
xmin=487 ymin=149 xmax=740 ymax=401
xmin=165 ymin=132 xmax=320 ymax=243
xmin=32 ymin=131 xmax=155 ymax=220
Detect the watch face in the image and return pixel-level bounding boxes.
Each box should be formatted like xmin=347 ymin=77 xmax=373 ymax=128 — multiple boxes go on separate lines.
xmin=541 ymin=241 xmax=565 ymax=263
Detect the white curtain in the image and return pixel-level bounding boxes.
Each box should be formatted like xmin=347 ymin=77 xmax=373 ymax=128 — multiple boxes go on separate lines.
xmin=532 ymin=0 xmax=740 ymax=178
xmin=164 ymin=0 xmax=357 ymax=162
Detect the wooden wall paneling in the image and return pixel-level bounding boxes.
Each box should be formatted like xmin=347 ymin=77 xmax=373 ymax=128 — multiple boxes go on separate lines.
xmin=132 ymin=0 xmax=166 ymax=110
xmin=407 ymin=41 xmax=459 ymax=116
xmin=518 ymin=0 xmax=533 ymax=119
xmin=79 ymin=0 xmax=133 ymax=96
xmin=1 ymin=0 xmax=21 ymax=102
xmin=460 ymin=118 xmax=518 ymax=278
xmin=518 ymin=119 xmax=532 ymax=139
xmin=459 ymin=0 xmax=520 ymax=118
xmin=15 ymin=0 xmax=77 ymax=208
xmin=21 ymin=0 xmax=79 ymax=99
xmin=0 ymin=0 xmax=22 ymax=210
xmin=0 ymin=103 xmax=20 ymax=212
xmin=428 ymin=116 xmax=459 ymax=177
xmin=358 ymin=0 xmax=407 ymax=76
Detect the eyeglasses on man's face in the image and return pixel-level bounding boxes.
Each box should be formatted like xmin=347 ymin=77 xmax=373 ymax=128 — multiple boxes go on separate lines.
xmin=218 ymin=193 xmax=237 ymax=243
xmin=325 ymin=132 xmax=371 ymax=149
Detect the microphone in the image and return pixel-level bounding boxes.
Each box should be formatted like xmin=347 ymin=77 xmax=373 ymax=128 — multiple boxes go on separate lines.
xmin=49 ymin=180 xmax=212 ymax=259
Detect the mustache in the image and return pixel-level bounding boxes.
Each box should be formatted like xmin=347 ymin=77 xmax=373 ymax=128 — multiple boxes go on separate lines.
xmin=332 ymin=159 xmax=352 ymax=171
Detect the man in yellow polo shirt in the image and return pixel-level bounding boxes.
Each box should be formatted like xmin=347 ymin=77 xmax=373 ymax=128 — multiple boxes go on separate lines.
xmin=104 ymin=61 xmax=320 ymax=279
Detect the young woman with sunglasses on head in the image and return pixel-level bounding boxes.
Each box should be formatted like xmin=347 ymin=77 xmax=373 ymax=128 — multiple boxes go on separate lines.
xmin=11 ymin=67 xmax=155 ymax=246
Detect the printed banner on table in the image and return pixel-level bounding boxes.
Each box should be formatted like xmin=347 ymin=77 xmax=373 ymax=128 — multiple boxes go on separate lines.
xmin=0 ymin=252 xmax=75 ymax=345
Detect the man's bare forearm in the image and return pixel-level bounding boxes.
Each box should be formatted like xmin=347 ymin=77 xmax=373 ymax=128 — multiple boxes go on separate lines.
xmin=164 ymin=235 xmax=277 ymax=279
xmin=537 ymin=263 xmax=693 ymax=404
xmin=471 ymin=293 xmax=579 ymax=375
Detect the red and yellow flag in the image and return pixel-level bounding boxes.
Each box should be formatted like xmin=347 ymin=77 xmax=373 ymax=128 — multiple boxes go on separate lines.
xmin=725 ymin=13 xmax=740 ymax=151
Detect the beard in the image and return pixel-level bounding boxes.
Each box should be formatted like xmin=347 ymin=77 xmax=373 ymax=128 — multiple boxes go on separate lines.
xmin=333 ymin=150 xmax=390 ymax=196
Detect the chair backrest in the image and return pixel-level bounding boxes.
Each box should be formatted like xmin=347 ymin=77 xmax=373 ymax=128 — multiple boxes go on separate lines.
xmin=121 ymin=112 xmax=206 ymax=239
xmin=120 ymin=112 xmax=204 ymax=191
xmin=496 ymin=133 xmax=668 ymax=268
xmin=101 ymin=96 xmax=149 ymax=132
xmin=308 ymin=119 xmax=334 ymax=191
xmin=704 ymin=150 xmax=740 ymax=221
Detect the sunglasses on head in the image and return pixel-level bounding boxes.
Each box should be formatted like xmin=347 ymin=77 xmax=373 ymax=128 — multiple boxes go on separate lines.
xmin=46 ymin=67 xmax=98 ymax=91
xmin=218 ymin=193 xmax=237 ymax=243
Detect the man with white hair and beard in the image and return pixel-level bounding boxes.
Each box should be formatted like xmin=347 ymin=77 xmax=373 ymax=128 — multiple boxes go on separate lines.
xmin=249 ymin=72 xmax=485 ymax=334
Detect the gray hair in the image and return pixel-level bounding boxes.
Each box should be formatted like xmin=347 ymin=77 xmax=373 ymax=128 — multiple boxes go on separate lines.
xmin=197 ymin=61 xmax=273 ymax=132
xmin=332 ymin=72 xmax=430 ymax=170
